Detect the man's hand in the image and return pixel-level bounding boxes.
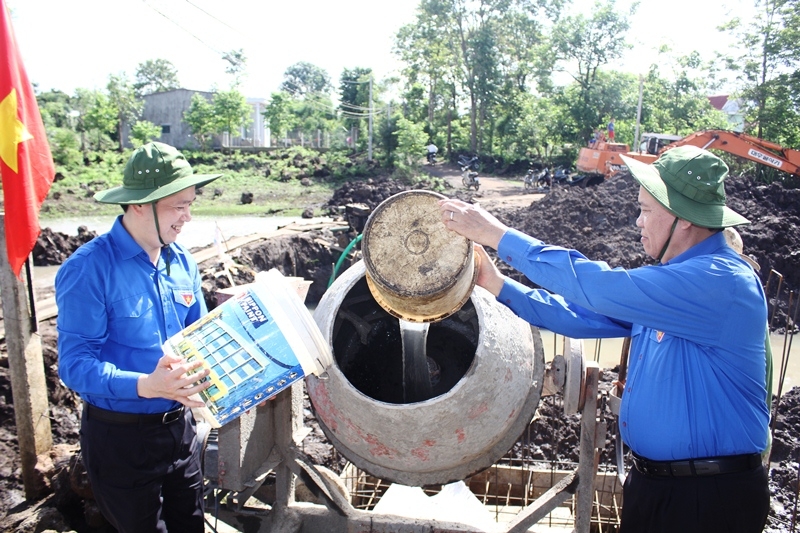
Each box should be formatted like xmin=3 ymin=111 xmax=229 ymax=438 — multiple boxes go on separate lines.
xmin=439 ymin=199 xmax=508 ymax=250
xmin=137 ymin=353 xmax=211 ymax=408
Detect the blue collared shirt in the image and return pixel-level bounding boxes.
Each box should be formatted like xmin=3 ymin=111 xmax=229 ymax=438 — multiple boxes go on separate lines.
xmin=496 ymin=228 xmax=769 ymax=460
xmin=56 ymin=215 xmax=207 ymax=414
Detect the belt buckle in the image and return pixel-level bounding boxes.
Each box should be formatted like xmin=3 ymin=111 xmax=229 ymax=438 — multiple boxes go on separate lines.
xmin=693 ymin=460 xmax=721 ymax=476
xmin=633 ymin=456 xmax=651 ymax=476
xmin=162 ymin=407 xmax=182 ymax=424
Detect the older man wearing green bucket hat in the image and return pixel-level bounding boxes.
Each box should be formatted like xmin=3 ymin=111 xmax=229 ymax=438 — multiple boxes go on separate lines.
xmin=55 ymin=142 xmax=221 ymax=532
xmin=439 ymin=145 xmax=770 ymax=532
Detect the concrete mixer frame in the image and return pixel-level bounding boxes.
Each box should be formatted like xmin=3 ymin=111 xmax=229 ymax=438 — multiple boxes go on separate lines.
xmin=203 ymin=361 xmax=605 ymax=533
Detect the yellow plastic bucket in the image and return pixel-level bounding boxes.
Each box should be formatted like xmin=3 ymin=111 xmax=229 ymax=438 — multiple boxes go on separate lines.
xmin=361 ymin=190 xmax=477 ymax=323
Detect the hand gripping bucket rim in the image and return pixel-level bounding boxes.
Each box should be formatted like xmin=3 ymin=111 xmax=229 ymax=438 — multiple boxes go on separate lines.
xmin=361 ymin=190 xmax=477 ymax=323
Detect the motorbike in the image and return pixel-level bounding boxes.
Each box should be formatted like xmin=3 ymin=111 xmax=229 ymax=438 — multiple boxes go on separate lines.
xmin=458 ymin=154 xmax=479 ymax=170
xmin=552 ymin=165 xmax=573 ymax=185
xmin=524 ymin=166 xmax=551 ymax=191
xmin=426 ymin=151 xmax=437 ymax=165
xmin=459 ymin=155 xmax=480 ymax=191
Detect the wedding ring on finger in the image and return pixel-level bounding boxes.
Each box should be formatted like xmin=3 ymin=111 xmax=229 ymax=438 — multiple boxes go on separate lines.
xmin=449 ymin=211 xmax=454 ymax=221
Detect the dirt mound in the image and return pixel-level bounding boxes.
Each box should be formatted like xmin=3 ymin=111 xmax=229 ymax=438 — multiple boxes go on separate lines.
xmin=33 ymin=227 xmax=98 ymax=266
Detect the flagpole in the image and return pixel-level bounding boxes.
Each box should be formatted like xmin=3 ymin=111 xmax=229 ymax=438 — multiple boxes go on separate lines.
xmin=0 ymin=213 xmax=53 ymax=500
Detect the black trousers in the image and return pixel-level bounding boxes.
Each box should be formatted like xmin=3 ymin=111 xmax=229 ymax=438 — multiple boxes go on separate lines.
xmin=620 ymin=461 xmax=769 ymax=533
xmin=80 ymin=406 xmax=204 ymax=533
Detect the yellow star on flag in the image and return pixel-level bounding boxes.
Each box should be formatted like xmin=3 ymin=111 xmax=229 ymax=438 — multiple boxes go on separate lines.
xmin=0 ymin=88 xmax=33 ymax=173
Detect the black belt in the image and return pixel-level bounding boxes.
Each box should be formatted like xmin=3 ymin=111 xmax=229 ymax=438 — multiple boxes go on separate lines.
xmin=86 ymin=403 xmax=185 ymax=426
xmin=631 ymin=452 xmax=762 ymax=477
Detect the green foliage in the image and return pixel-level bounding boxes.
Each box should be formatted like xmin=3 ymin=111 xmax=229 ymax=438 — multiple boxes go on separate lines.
xmin=50 ymin=128 xmax=82 ymax=168
xmin=48 ymin=149 xmax=129 ymax=209
xmin=394 ymin=117 xmax=428 ymax=171
xmin=263 ymin=92 xmax=296 ymax=140
xmin=641 ymin=52 xmax=729 ymax=137
xmin=129 ymin=120 xmax=162 ymax=148
xmin=184 ymin=94 xmax=216 ymax=150
xmin=222 ymin=49 xmax=247 ymax=88
xmin=213 ymin=89 xmax=252 ymax=137
xmin=133 ymin=59 xmax=180 ymax=96
xmin=36 ymin=90 xmax=72 ymax=129
xmin=82 ymin=91 xmax=118 ymax=151
xmin=30 ymin=0 xmax=800 ymax=184
xmin=720 ymin=0 xmax=800 ymax=145
xmin=339 ymin=67 xmax=373 ymax=138
xmin=399 ymin=0 xmax=561 ymax=154
xmin=281 ymin=62 xmax=332 ymax=97
xmin=106 ymin=73 xmax=143 ymax=151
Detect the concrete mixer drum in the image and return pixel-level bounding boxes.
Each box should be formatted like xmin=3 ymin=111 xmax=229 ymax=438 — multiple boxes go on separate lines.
xmin=306 ymin=260 xmax=545 ymax=487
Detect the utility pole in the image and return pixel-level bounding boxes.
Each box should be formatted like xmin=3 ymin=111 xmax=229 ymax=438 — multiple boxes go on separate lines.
xmin=634 ymin=74 xmax=644 ymax=152
xmin=368 ymin=75 xmax=373 ymax=162
xmin=0 ymin=214 xmax=53 ymax=499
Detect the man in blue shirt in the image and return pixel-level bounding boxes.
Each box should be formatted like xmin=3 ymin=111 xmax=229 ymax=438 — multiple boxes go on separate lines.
xmin=56 ymin=142 xmax=221 ymax=532
xmin=439 ymin=145 xmax=769 ymax=532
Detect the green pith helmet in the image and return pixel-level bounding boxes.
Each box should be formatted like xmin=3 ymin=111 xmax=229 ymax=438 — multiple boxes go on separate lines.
xmin=94 ymin=142 xmax=221 ymax=205
xmin=621 ymin=145 xmax=748 ymax=229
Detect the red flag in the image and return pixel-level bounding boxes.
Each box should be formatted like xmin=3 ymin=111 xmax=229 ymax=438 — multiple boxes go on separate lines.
xmin=0 ymin=0 xmax=55 ymax=277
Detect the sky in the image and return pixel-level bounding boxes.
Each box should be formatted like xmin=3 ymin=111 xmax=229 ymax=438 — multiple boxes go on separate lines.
xmin=8 ymin=0 xmax=756 ymax=99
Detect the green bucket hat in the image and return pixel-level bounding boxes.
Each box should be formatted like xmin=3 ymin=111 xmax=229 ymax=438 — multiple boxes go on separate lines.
xmin=621 ymin=145 xmax=748 ymax=228
xmin=94 ymin=142 xmax=221 ymax=205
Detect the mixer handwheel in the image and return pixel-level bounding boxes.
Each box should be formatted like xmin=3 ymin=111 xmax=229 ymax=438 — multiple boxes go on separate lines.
xmin=562 ymin=337 xmax=586 ymax=415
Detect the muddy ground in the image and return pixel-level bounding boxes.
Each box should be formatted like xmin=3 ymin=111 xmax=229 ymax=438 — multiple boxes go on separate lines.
xmin=1 ymin=168 xmax=799 ymax=531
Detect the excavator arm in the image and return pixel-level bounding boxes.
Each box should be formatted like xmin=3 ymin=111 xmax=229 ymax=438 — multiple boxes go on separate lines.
xmin=661 ymin=130 xmax=800 ymax=177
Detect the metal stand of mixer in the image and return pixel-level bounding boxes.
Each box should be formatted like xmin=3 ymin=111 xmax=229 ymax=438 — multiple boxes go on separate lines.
xmin=202 ymin=351 xmax=604 ymax=533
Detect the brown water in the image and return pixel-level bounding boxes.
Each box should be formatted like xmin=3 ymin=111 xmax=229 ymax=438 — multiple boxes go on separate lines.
xmin=40 ymin=214 xmax=334 ymax=250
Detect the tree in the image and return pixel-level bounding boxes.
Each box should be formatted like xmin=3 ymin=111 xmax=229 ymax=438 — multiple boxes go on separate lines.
xmin=642 ymin=52 xmax=728 ymax=137
xmin=35 ymin=89 xmax=72 ymax=129
xmin=397 ymin=0 xmax=558 ymax=154
xmin=396 ymin=11 xmax=457 ymax=149
xmin=106 ymin=73 xmax=143 ymax=151
xmin=548 ymin=1 xmax=636 ymax=141
xmin=339 ymin=68 xmax=374 ymax=149
xmin=81 ymin=91 xmax=117 ymax=151
xmin=213 ymin=89 xmax=252 ymax=139
xmin=49 ymin=128 xmax=82 ymax=167
xmin=394 ymin=117 xmax=429 ymax=170
xmin=222 ymin=49 xmax=247 ymax=88
xmin=263 ymin=92 xmax=298 ymax=144
xmin=129 ymin=120 xmax=162 ymax=148
xmin=720 ymin=0 xmax=800 ymax=147
xmin=281 ymin=62 xmax=332 ymax=97
xmin=71 ymin=88 xmax=105 ymax=152
xmin=134 ymin=59 xmax=180 ymax=96
xmin=184 ymin=93 xmax=216 ymax=150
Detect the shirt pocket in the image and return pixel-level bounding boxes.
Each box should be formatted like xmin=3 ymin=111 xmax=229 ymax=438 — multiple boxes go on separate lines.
xmin=107 ymin=293 xmax=160 ymax=349
xmin=171 ymin=286 xmax=195 ymax=324
xmin=646 ymin=328 xmax=680 ymax=382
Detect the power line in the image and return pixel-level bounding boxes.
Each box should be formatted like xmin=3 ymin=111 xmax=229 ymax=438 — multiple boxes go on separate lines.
xmin=182 ymin=0 xmax=242 ymax=35
xmin=141 ymin=0 xmax=224 ymax=56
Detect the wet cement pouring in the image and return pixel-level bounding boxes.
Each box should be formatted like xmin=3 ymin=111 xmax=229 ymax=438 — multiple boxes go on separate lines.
xmin=1 ymin=171 xmax=799 ymax=531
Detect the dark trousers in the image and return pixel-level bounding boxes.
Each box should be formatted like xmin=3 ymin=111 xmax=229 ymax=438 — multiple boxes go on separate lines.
xmin=620 ymin=461 xmax=769 ymax=533
xmin=80 ymin=406 xmax=204 ymax=533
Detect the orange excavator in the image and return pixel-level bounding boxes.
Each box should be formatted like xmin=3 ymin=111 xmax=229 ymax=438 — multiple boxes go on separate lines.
xmin=574 ymin=129 xmax=800 ymax=186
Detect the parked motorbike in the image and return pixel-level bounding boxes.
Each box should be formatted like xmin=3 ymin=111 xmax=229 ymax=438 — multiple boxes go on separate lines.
xmin=524 ymin=166 xmax=551 ymax=191
xmin=460 ymin=155 xmax=480 ymax=191
xmin=552 ymin=165 xmax=572 ymax=184
xmin=458 ymin=154 xmax=479 ymax=170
